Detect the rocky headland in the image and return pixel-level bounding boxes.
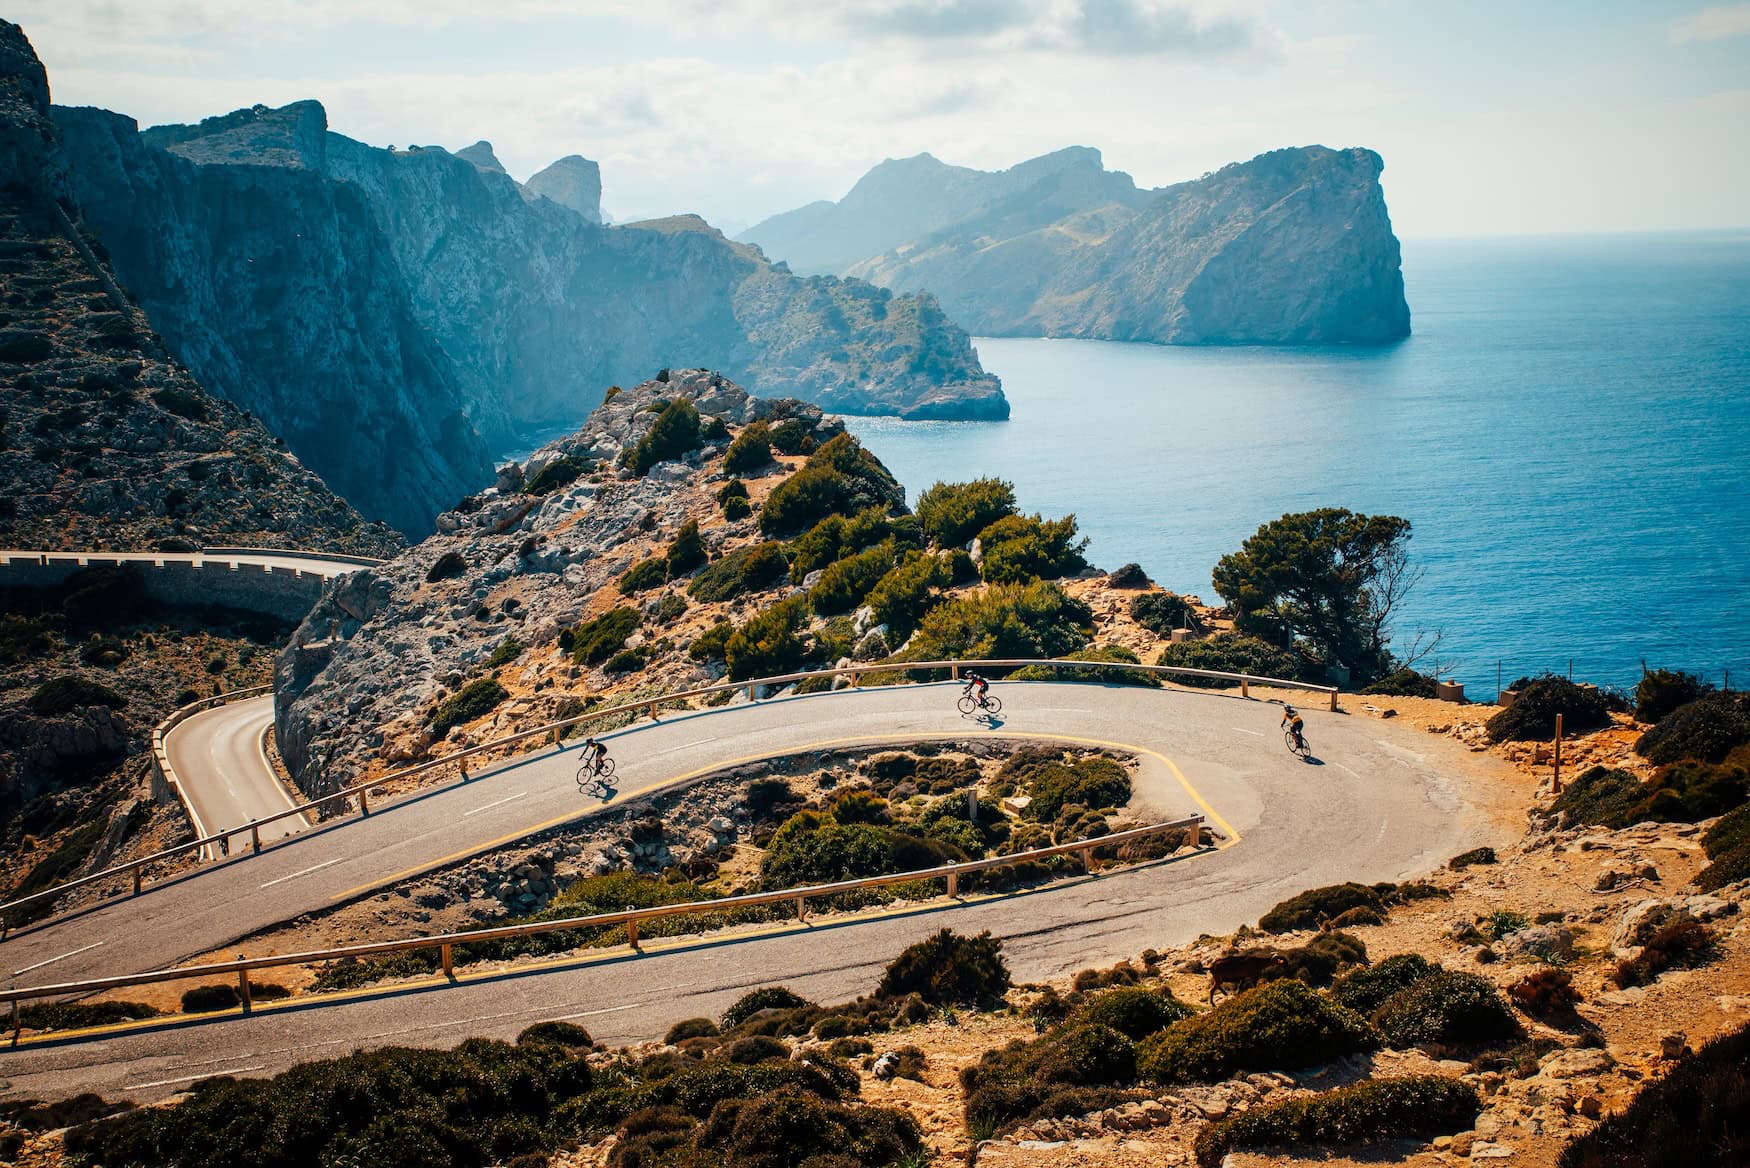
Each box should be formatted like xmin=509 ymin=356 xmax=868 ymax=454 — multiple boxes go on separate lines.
xmin=742 ymin=144 xmax=1412 ymax=346
xmin=45 ymin=86 xmax=1005 ymax=534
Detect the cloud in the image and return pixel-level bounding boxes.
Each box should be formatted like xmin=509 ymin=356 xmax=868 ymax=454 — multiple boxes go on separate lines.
xmin=1669 ymin=3 xmax=1750 ymax=43
xmin=1043 ymin=0 xmax=1260 ymax=56
xmin=840 ymin=0 xmax=1030 ymax=39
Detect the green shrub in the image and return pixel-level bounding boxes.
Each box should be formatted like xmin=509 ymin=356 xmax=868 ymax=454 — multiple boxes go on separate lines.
xmin=1449 ymin=846 xmax=1497 ymax=869
xmin=865 ymin=551 xmax=951 ymax=637
xmin=916 ymin=478 xmax=1017 ymax=548
xmin=27 ymin=675 xmax=127 ymax=714
xmin=976 ymin=513 xmax=1087 ymax=583
xmin=1635 ymin=669 xmax=1715 ymax=724
xmin=1136 ymin=980 xmax=1376 ymax=1085
xmin=693 ymin=1086 xmax=923 ymax=1168
xmin=1696 ymin=839 xmax=1750 ymax=891
xmin=809 ymin=541 xmax=895 ymax=616
xmin=787 ymin=507 xmax=899 ymax=577
xmin=430 ymin=678 xmax=508 ymax=735
xmin=18 ymin=1000 xmax=159 ymax=1031
xmin=1194 ymin=1075 xmax=1481 ymax=1168
xmin=1362 ymin=668 xmax=1440 ymax=698
xmin=902 ymin=580 xmax=1092 ymax=663
xmin=180 ymin=983 xmax=240 ymax=1013
xmin=723 ymin=987 xmax=812 ymax=1028
xmin=1371 ymin=970 xmax=1522 ymax=1048
xmin=722 ymin=494 xmax=751 ymax=521
xmin=624 ymin=399 xmax=702 ymax=474
xmin=1330 ymin=954 xmax=1435 ymax=1017
xmin=723 ymin=421 xmax=773 ymax=474
xmin=665 ymin=1018 xmax=721 ymax=1043
xmin=1636 ymin=693 xmax=1750 ymax=764
xmin=1023 ymin=756 xmax=1131 ymax=821
xmin=1130 ymin=592 xmax=1194 ymax=637
xmin=0 ymin=614 xmax=54 ymax=663
xmin=617 ymin=556 xmax=669 ymax=594
xmin=759 ymin=818 xmax=961 ymax=888
xmin=1558 ymin=1020 xmax=1750 ymax=1168
xmin=524 ymin=454 xmax=592 ymax=495
xmin=1508 ymin=968 xmax=1581 ymax=1021
xmin=1553 ymin=756 xmax=1749 ymax=829
xmin=876 ymin=929 xmax=1011 ymax=1007
xmin=767 ymin=418 xmax=813 ymax=455
xmin=517 ymin=1021 xmax=593 ymax=1049
xmin=1010 ymin=644 xmax=1162 ymax=688
xmin=1612 ymin=917 xmax=1716 ymax=987
xmin=1259 ymin=883 xmax=1383 ymax=933
xmin=1273 ymin=932 xmax=1369 ymax=986
xmin=426 ymin=550 xmax=468 ymax=582
xmin=725 ymin=596 xmax=809 ymax=681
xmin=664 ymin=520 xmax=707 ymax=575
xmin=603 ymin=649 xmax=646 ymax=675
xmin=716 ymin=478 xmax=749 ymax=506
xmin=1703 ymin=802 xmax=1750 ymax=858
xmin=1156 ymin=633 xmax=1307 ymax=688
xmin=688 ymin=621 xmax=734 ymax=662
xmin=1487 ymin=675 xmax=1615 ymax=742
xmin=688 ymin=542 xmax=790 ymax=602
xmin=1068 ymin=987 xmax=1193 ymax=1040
xmin=486 ymin=638 xmax=524 ymax=668
xmin=565 ymin=606 xmax=640 ymax=665
xmin=758 ymin=434 xmax=903 ymax=538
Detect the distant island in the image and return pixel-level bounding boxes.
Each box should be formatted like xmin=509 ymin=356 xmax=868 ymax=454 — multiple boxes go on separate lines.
xmin=741 ymin=144 xmax=1411 ymax=347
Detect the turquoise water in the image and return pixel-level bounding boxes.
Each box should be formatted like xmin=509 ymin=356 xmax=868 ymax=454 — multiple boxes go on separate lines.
xmin=846 ymin=234 xmax=1750 ymax=696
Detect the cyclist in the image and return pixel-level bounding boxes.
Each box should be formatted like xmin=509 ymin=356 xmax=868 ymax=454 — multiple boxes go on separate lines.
xmin=581 ymin=736 xmax=610 ymax=776
xmin=963 ymin=670 xmax=991 ymax=709
xmin=1281 ymin=706 xmax=1306 ymax=751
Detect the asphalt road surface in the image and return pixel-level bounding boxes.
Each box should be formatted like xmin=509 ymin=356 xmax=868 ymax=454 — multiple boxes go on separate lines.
xmin=165 ymin=695 xmax=308 ymax=854
xmin=0 ymin=680 xmax=1508 ymax=1101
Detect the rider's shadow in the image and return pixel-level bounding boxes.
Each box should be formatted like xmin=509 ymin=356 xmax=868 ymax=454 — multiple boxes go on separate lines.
xmin=1300 ymin=756 xmax=1325 ymax=766
xmin=966 ymin=711 xmax=1005 ymax=728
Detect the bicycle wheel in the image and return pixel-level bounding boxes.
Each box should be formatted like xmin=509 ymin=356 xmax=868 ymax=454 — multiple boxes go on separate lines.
xmin=599 ymin=757 xmax=616 ymax=781
xmin=982 ymin=695 xmax=1003 ymax=715
xmin=1284 ymin=729 xmax=1309 ymax=759
xmin=575 ymin=766 xmax=593 ymax=793
xmin=957 ymin=694 xmax=977 ymax=715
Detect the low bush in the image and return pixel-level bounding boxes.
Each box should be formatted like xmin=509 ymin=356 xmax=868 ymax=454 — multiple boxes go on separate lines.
xmin=665 ymin=1018 xmax=720 ymax=1043
xmin=78 ymin=635 xmax=130 ymax=668
xmin=723 ymin=987 xmax=812 ymax=1028
xmin=1703 ymin=802 xmax=1750 ymax=858
xmin=767 ymin=418 xmax=814 ymax=455
xmin=1272 ymin=932 xmax=1370 ymax=987
xmin=1553 ymin=755 xmax=1749 ymax=829
xmin=916 ymin=478 xmax=1017 ymax=548
xmin=1137 ymin=980 xmax=1377 ymax=1085
xmin=603 ymin=648 xmax=646 ymax=675
xmin=1130 ymin=592 xmax=1194 ymax=637
xmin=688 ymin=542 xmax=790 ymax=602
xmin=430 ymin=678 xmax=508 ymax=735
xmin=1194 ymin=1075 xmax=1481 ymax=1168
xmin=724 ymin=596 xmax=809 ymax=681
xmin=1508 ymin=968 xmax=1582 ymax=1021
xmin=1696 ymin=839 xmax=1750 ymax=891
xmin=901 ymin=580 xmax=1093 ymax=664
xmin=876 ymin=929 xmax=1011 ymax=1007
xmin=1362 ymin=668 xmax=1440 ymax=698
xmin=809 ymin=541 xmax=895 ymax=616
xmin=1156 ymin=634 xmax=1308 ymax=688
xmin=486 ymin=638 xmax=524 ymax=668
xmin=524 ymin=453 xmax=592 ymax=495
xmin=1558 ymin=1020 xmax=1749 ymax=1168
xmin=1258 ymin=882 xmax=1382 ymax=933
xmin=1023 ymin=755 xmax=1132 ymax=822
xmin=180 ymin=983 xmax=240 ymax=1013
xmin=426 ymin=550 xmax=468 ymax=582
xmin=564 ymin=606 xmax=640 ymax=666
xmin=18 ymin=1000 xmax=159 ymax=1031
xmin=518 ymin=1021 xmax=593 ymax=1049
xmin=759 ymin=816 xmax=961 ymax=887
xmin=722 ymin=1035 xmax=790 ymax=1065
xmin=1449 ymin=846 xmax=1497 ymax=869
xmin=0 ymin=1094 xmax=135 ymax=1133
xmin=1612 ymin=917 xmax=1716 ymax=987
xmin=624 ymin=399 xmax=702 ymax=474
xmin=1009 ymin=644 xmax=1162 ymax=688
xmin=1636 ymin=693 xmax=1750 ymax=764
xmin=976 ymin=513 xmax=1087 ymax=584
xmin=1068 ymin=987 xmax=1193 ymax=1040
xmin=1371 ymin=970 xmax=1522 ymax=1048
xmin=617 ymin=556 xmax=669 ymax=594
xmin=1486 ymin=675 xmax=1615 ymax=742
xmin=1635 ymin=669 xmax=1715 ymax=724
xmin=0 ymin=613 xmax=54 ymax=663
xmin=688 ymin=620 xmax=734 ymax=662
xmin=27 ymin=675 xmax=127 ymax=715
xmin=721 ymin=494 xmax=751 ymax=521
xmin=716 ymin=478 xmax=749 ymax=507
xmin=1331 ymin=954 xmax=1435 ymax=1017
xmin=692 ymin=1085 xmax=923 ymax=1168
xmin=723 ymin=421 xmax=773 ymax=474
xmin=758 ymin=434 xmax=904 ymax=538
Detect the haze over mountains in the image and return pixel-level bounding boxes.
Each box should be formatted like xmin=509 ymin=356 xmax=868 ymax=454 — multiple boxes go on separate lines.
xmin=741 ymin=145 xmax=1411 ymax=347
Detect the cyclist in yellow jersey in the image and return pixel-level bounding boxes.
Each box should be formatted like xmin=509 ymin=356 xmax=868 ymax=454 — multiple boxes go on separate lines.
xmin=1281 ymin=706 xmax=1305 ymax=751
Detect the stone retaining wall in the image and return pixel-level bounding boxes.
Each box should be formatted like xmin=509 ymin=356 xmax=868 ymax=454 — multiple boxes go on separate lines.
xmin=0 ymin=553 xmax=350 ymax=623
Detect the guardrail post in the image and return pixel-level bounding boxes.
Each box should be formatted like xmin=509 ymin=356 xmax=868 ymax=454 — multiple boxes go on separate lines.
xmin=946 ymin=872 xmax=958 ymax=898
xmin=10 ymin=990 xmax=19 ymax=1039
xmin=250 ymin=821 xmax=262 ymax=854
xmin=1330 ymin=688 xmax=1338 ymax=712
xmin=849 ymin=671 xmax=859 ymax=688
xmin=1241 ymin=677 xmax=1250 ymax=698
xmin=237 ymin=956 xmax=251 ymax=1013
xmin=795 ymin=895 xmax=807 ymax=922
xmin=626 ymin=916 xmax=639 ymax=949
xmin=359 ymin=789 xmax=370 ymax=816
xmin=1080 ymin=847 xmax=1094 ymax=873
xmin=647 ymin=701 xmax=657 ymax=721
xmin=951 ymin=665 xmax=961 ymax=681
xmin=441 ymin=943 xmax=454 ymax=978
xmin=132 ymin=864 xmax=142 ymax=896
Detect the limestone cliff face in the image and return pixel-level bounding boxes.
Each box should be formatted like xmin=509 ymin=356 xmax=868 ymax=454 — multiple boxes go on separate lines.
xmin=524 ymin=154 xmax=602 ymax=222
xmin=49 ymin=100 xmax=1005 ymax=535
xmin=750 ymin=145 xmax=1411 ymax=346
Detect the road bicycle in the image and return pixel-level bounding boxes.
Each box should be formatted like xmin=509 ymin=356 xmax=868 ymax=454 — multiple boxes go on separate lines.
xmin=575 ymin=756 xmax=616 ymax=795
xmin=1284 ymin=727 xmax=1311 ymax=760
xmin=957 ymin=691 xmax=1002 ymax=717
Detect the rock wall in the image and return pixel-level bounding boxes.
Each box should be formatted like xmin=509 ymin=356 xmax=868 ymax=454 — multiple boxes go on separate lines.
xmin=0 ymin=554 xmax=358 ymax=623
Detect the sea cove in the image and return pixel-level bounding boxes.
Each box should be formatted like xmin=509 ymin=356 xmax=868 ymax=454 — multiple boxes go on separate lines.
xmin=848 ymin=233 xmax=1750 ymax=696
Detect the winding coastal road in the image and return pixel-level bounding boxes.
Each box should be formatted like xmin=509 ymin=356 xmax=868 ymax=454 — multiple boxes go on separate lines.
xmin=0 ymin=678 xmax=1512 ymax=1102
xmin=163 ymin=695 xmax=305 ymax=852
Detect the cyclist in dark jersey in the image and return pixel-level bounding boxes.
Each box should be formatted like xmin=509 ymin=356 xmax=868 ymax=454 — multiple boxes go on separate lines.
xmin=963 ymin=671 xmax=991 ymax=707
xmin=1281 ymin=707 xmax=1305 ymax=750
xmin=582 ymin=736 xmax=609 ymax=775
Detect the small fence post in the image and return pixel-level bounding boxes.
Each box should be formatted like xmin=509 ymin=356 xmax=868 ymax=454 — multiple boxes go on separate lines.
xmin=1552 ymin=713 xmax=1564 ymax=794
xmin=746 ymin=685 xmax=756 ymax=702
xmin=132 ymin=864 xmax=143 ymax=895
xmin=795 ymin=895 xmax=807 ymax=922
xmin=250 ymin=821 xmax=262 ymax=854
xmin=849 ymin=671 xmax=859 ymax=688
xmin=237 ymin=955 xmax=252 ymax=1012
xmin=648 ymin=701 xmax=657 ymax=721
xmin=1080 ymin=847 xmax=1094 ymax=873
xmin=1329 ymin=687 xmax=1338 ymax=712
xmin=946 ymin=872 xmax=959 ymax=898
xmin=1240 ymin=677 xmax=1250 ymax=699
xmin=359 ymin=788 xmax=370 ymax=816
xmin=10 ymin=990 xmax=19 ymax=1039
xmin=441 ymin=943 xmax=454 ymax=978
xmin=951 ymin=664 xmax=961 ymax=681
xmin=626 ymin=916 xmax=639 ymax=949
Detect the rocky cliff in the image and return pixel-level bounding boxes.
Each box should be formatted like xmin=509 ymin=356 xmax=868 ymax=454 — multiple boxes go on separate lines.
xmin=524 ymin=154 xmax=603 ymax=222
xmin=746 ymin=145 xmax=1412 ymax=346
xmin=47 ymin=96 xmax=1005 ymax=535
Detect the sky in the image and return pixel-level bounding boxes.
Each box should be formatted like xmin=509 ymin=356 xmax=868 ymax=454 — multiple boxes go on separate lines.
xmin=14 ymin=1 xmax=1750 ymax=237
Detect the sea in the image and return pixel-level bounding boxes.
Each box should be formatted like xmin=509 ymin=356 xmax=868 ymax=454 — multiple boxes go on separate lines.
xmin=844 ymin=233 xmax=1750 ymax=698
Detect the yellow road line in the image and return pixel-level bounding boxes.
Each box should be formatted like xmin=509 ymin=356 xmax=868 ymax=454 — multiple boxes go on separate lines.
xmin=332 ymin=730 xmax=1235 ymax=901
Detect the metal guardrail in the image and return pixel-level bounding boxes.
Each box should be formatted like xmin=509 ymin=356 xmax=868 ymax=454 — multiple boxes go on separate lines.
xmin=0 ymin=815 xmax=1206 ymax=1014
xmin=0 ymin=656 xmax=1333 ymax=928
xmin=198 ymin=547 xmax=387 ymax=569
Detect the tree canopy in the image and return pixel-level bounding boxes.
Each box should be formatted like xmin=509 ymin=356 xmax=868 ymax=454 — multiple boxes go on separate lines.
xmin=1210 ymin=508 xmax=1415 ymax=684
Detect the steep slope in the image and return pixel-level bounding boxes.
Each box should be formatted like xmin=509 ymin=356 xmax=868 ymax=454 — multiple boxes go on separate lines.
xmin=523 ymin=154 xmax=603 ymax=222
xmin=751 ymin=146 xmax=1412 ymax=346
xmin=46 ymin=95 xmax=1005 ymax=535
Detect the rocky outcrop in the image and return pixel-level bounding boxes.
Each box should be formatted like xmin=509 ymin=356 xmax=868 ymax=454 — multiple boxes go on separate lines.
xmin=0 ymin=20 xmax=403 ymax=556
xmin=524 ymin=154 xmax=602 ymax=222
xmin=453 ymin=140 xmax=506 ymax=174
xmin=745 ymin=145 xmax=1411 ymax=346
xmin=46 ymin=94 xmax=1005 ymax=535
